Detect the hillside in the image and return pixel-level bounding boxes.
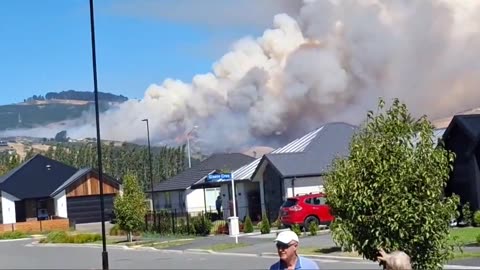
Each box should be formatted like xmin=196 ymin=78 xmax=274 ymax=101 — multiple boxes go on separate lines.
xmin=0 ymin=90 xmax=127 ymax=131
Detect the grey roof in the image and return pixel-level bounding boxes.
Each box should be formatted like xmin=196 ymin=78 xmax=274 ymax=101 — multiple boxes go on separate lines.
xmin=0 ymin=154 xmax=78 ymax=200
xmin=443 ymin=114 xmax=480 ymax=141
xmin=234 ymin=122 xmax=356 ymax=180
xmin=253 ymin=122 xmax=357 ymax=179
xmin=153 ymin=153 xmax=255 ymax=192
xmin=50 ymin=167 xmax=121 ymax=197
xmin=233 ymin=125 xmax=327 ymax=180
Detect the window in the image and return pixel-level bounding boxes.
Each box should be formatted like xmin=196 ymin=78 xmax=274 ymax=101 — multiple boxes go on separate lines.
xmin=313 ymin=197 xmax=326 ymax=205
xmin=304 ymin=198 xmax=313 ymax=205
xmin=282 ymin=198 xmax=298 ymax=207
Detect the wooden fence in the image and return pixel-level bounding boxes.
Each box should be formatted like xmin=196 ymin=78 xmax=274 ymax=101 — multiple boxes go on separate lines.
xmin=0 ymin=219 xmax=70 ymax=233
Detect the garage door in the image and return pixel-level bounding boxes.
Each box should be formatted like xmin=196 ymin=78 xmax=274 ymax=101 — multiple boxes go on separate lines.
xmin=67 ymin=194 xmax=116 ymax=224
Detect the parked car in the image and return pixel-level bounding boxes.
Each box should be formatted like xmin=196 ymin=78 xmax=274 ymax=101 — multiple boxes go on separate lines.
xmin=279 ymin=193 xmax=334 ymax=228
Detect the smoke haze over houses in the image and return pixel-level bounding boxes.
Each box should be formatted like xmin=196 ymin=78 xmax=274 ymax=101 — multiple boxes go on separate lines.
xmin=3 ymin=0 xmax=480 ymax=154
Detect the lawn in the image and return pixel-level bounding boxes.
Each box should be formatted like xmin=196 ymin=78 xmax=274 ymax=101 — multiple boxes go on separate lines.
xmin=449 ymin=227 xmax=480 ymax=246
xmin=300 ymin=227 xmax=480 ymax=259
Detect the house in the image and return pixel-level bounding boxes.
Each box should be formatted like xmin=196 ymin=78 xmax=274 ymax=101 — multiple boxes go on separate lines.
xmin=219 ymin=122 xmax=357 ymax=222
xmin=442 ymin=114 xmax=480 ymax=212
xmin=151 ymin=153 xmax=255 ymax=215
xmin=0 ymin=154 xmax=121 ymax=225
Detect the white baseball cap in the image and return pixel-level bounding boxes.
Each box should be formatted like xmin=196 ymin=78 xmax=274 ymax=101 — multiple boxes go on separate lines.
xmin=274 ymin=230 xmax=299 ymax=244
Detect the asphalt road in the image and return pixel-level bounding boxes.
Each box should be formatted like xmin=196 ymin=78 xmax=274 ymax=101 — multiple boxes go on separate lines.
xmin=0 ymin=239 xmax=381 ymax=269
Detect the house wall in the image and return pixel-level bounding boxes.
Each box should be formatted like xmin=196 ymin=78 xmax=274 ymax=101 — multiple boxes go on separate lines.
xmin=54 ymin=190 xmax=68 ymax=218
xmin=445 ymin=127 xmax=480 ymax=212
xmin=264 ymin=164 xmax=286 ymax=222
xmin=66 ymin=174 xmax=119 ymax=198
xmin=1 ymin=191 xmax=18 ymax=224
xmin=252 ymin=160 xmax=268 ymax=219
xmin=283 ymin=176 xmax=324 ymax=198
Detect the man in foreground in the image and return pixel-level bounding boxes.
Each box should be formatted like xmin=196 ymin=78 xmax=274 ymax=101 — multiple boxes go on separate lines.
xmin=269 ymin=230 xmax=320 ymax=270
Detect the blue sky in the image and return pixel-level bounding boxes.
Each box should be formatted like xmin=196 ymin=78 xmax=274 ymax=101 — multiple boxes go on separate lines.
xmin=0 ymin=0 xmax=265 ymax=105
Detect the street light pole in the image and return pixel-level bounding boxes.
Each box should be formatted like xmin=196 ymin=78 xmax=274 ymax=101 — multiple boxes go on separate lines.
xmin=142 ymin=119 xmax=155 ymax=226
xmin=88 ymin=0 xmax=108 ymax=269
xmin=186 ymin=126 xmax=198 ymax=168
xmin=187 ymin=136 xmax=191 ymax=168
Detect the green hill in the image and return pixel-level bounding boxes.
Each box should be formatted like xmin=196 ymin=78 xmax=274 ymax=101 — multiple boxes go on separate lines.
xmin=0 ymin=90 xmax=127 ymax=131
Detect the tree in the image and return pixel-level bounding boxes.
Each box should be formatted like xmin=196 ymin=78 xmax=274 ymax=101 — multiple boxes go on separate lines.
xmin=324 ymin=98 xmax=459 ymax=270
xmin=113 ymin=173 xmax=147 ymax=242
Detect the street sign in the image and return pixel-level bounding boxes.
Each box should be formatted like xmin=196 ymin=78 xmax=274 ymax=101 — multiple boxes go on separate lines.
xmin=207 ymin=173 xmax=232 ymax=182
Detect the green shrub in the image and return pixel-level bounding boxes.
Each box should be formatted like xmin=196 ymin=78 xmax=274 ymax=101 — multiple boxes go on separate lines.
xmin=109 ymin=224 xmax=123 ymax=236
xmin=271 ymin=218 xmax=282 ymax=230
xmin=473 ymin=211 xmax=480 ymax=227
xmin=291 ymin=224 xmax=302 ymax=236
xmin=40 ymin=231 xmax=101 ymax=244
xmin=0 ymin=231 xmax=28 ymax=240
xmin=462 ymin=202 xmax=473 ymax=226
xmin=243 ymin=216 xmax=254 ymax=233
xmin=191 ymin=214 xmax=213 ymax=236
xmin=309 ymin=222 xmax=318 ymax=236
xmin=157 ymin=210 xmax=173 ymax=235
xmin=109 ymin=224 xmax=140 ymax=236
xmin=42 ymin=231 xmax=69 ymax=243
xmin=177 ymin=218 xmax=195 ymax=235
xmin=260 ymin=213 xmax=271 ymax=234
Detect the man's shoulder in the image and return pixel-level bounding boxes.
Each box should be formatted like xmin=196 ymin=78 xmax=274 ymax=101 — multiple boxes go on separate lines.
xmin=299 ymin=256 xmax=320 ymax=269
xmin=269 ymin=260 xmax=281 ymax=270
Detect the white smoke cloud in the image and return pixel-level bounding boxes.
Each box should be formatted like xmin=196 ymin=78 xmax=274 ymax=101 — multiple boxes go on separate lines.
xmin=4 ymin=0 xmax=480 ymax=153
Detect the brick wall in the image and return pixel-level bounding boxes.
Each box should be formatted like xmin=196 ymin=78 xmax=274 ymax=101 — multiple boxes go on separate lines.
xmin=0 ymin=219 xmax=69 ymax=233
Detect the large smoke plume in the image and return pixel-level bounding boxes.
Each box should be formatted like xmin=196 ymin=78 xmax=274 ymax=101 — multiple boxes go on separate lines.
xmin=5 ymin=0 xmax=480 ymax=153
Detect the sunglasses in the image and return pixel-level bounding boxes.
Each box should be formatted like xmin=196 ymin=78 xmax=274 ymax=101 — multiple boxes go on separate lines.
xmin=276 ymin=242 xmax=295 ymax=249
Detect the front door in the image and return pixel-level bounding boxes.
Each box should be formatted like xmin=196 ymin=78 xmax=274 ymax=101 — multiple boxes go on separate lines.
xmin=15 ymin=201 xmax=26 ymax=222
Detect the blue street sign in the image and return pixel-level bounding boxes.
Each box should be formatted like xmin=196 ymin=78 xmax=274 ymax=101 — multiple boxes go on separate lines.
xmin=207 ymin=173 xmax=232 ymax=182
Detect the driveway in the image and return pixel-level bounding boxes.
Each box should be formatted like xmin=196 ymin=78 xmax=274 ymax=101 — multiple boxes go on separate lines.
xmin=74 ymin=222 xmax=115 ymax=235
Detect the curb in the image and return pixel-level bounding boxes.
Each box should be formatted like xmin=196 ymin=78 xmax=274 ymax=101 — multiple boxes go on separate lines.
xmin=26 ymin=241 xmax=130 ymax=250
xmin=236 ymin=228 xmax=331 ymax=238
xmin=0 ymin=237 xmax=32 ymax=242
xmin=260 ymin=252 xmax=363 ymax=261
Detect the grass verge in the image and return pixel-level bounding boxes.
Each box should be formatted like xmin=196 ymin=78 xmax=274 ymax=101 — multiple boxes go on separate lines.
xmin=449 ymin=227 xmax=480 ymax=246
xmin=147 ymin=239 xmax=194 ymax=249
xmin=39 ymin=231 xmax=101 ymax=244
xmin=301 ymin=246 xmax=480 ymax=260
xmin=203 ymin=242 xmax=250 ymax=252
xmin=0 ymin=231 xmax=29 ymax=240
xmin=300 ymin=246 xmax=359 ymax=257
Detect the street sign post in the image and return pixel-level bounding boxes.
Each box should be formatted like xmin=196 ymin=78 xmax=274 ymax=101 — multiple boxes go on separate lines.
xmin=207 ymin=172 xmax=238 ymax=243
